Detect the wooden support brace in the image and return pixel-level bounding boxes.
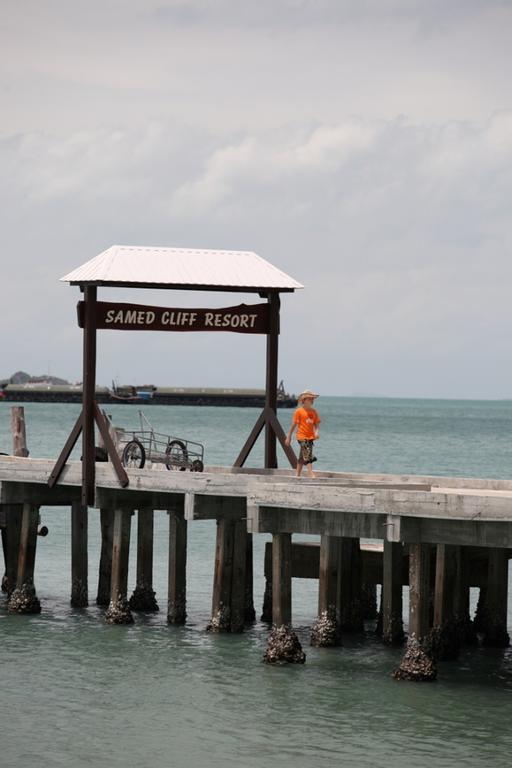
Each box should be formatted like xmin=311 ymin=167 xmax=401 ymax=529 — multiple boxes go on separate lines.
xmin=48 ymin=411 xmax=83 ymax=488
xmin=93 ymin=403 xmax=129 ymax=488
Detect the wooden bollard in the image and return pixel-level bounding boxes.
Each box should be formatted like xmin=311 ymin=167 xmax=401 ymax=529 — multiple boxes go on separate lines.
xmin=105 ymin=508 xmax=133 ymax=624
xmin=129 ymin=508 xmax=158 ymax=612
xmin=381 ymin=540 xmax=404 ymax=645
xmin=96 ymin=509 xmax=113 ymax=605
xmin=311 ymin=535 xmax=341 ymax=647
xmin=394 ymin=543 xmax=436 ymax=681
xmin=263 ymin=532 xmax=305 ymax=664
xmin=167 ymin=505 xmax=187 ymax=624
xmin=71 ymin=500 xmax=88 ymax=607
xmin=8 ymin=503 xmax=41 ymax=614
xmin=11 ymin=406 xmax=29 ymax=458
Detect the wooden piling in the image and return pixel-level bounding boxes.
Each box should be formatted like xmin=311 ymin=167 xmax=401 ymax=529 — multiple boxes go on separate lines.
xmin=96 ymin=508 xmax=113 ymax=606
xmin=453 ymin=547 xmax=477 ymax=645
xmin=71 ymin=501 xmax=88 ymax=607
xmin=382 ymin=540 xmax=404 ymax=645
xmin=264 ymin=532 xmax=305 ymax=663
xmin=105 ymin=508 xmax=133 ymax=624
xmin=208 ymin=518 xmax=235 ymax=632
xmin=2 ymin=408 xmax=29 ymax=596
xmin=394 ymin=543 xmax=436 ymax=681
xmin=311 ymin=535 xmax=341 ymax=646
xmin=338 ymin=538 xmax=364 ymax=632
xmin=129 ymin=508 xmax=158 ymax=612
xmin=1 ymin=504 xmax=23 ymax=595
xmin=482 ymin=548 xmax=510 ymax=647
xmin=244 ymin=533 xmax=256 ymax=623
xmin=272 ymin=532 xmax=292 ymax=627
xmin=8 ymin=503 xmax=41 ymax=614
xmin=167 ymin=505 xmax=187 ymax=625
xmin=229 ymin=520 xmax=247 ymax=633
xmin=429 ymin=544 xmax=460 ymax=659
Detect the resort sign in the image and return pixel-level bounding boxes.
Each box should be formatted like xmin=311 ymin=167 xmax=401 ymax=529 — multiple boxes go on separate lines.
xmin=77 ymin=301 xmax=271 ymax=334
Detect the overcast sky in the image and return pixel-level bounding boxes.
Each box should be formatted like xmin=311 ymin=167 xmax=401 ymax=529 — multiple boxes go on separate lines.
xmin=1 ymin=0 xmax=512 ymax=398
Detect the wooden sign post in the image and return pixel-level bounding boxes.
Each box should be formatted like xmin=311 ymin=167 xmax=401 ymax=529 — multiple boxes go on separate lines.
xmin=49 ymin=290 xmax=296 ymax=503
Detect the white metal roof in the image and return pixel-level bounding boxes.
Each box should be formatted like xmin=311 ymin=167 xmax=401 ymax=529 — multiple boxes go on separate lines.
xmin=61 ymin=245 xmax=303 ymax=292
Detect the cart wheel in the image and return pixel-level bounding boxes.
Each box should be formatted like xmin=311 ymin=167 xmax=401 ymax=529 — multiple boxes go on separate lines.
xmin=122 ymin=440 xmax=146 ymax=469
xmin=166 ymin=440 xmax=188 ymax=470
xmin=191 ymin=459 xmax=204 ymax=473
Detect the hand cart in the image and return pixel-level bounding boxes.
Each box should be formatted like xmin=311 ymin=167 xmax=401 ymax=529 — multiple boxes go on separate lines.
xmin=118 ymin=412 xmax=204 ymax=471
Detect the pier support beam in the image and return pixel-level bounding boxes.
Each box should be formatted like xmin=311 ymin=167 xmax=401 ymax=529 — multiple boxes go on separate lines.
xmin=71 ymin=501 xmax=88 ymax=607
xmin=264 ymin=533 xmax=305 ymax=664
xmin=1 ymin=504 xmax=22 ymax=595
xmin=338 ymin=538 xmax=364 ymax=632
xmin=394 ymin=543 xmax=436 ymax=681
xmin=311 ymin=535 xmax=341 ymax=647
xmin=167 ymin=505 xmax=187 ymax=625
xmin=481 ymin=548 xmax=510 ymax=647
xmin=8 ymin=503 xmax=41 ymax=614
xmin=105 ymin=508 xmax=133 ymax=624
xmin=97 ymin=509 xmax=113 ymax=606
xmin=382 ymin=540 xmax=404 ymax=645
xmin=130 ymin=508 xmax=158 ymax=612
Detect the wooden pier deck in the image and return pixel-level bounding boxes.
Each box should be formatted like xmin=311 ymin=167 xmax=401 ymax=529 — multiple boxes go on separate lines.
xmin=1 ymin=456 xmax=511 ymax=679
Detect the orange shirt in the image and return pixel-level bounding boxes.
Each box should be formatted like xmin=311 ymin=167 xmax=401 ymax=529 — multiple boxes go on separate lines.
xmin=293 ymin=406 xmax=321 ymax=440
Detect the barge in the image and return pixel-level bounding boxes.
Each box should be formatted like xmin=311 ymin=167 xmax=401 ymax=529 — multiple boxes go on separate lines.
xmin=0 ymin=381 xmax=297 ymax=408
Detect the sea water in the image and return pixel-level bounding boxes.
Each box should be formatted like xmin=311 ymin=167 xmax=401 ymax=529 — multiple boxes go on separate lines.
xmin=1 ymin=398 xmax=511 ymax=768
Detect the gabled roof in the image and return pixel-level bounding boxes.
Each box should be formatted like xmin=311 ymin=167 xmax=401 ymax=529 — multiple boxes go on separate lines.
xmin=61 ymin=245 xmax=303 ymax=293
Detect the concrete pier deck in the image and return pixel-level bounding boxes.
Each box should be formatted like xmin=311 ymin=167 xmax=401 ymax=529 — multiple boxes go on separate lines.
xmin=2 ymin=457 xmax=512 ymax=548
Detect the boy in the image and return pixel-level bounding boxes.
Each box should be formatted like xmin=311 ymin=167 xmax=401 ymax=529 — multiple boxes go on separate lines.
xmin=285 ymin=389 xmax=321 ymax=478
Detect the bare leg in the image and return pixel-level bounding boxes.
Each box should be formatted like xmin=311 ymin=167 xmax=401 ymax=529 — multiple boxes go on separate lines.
xmin=296 ymin=460 xmax=303 ymax=478
xmin=306 ymin=463 xmax=316 ymax=479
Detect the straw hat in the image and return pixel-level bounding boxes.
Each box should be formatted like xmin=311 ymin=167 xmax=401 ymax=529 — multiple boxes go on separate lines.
xmin=298 ymin=389 xmax=319 ymax=402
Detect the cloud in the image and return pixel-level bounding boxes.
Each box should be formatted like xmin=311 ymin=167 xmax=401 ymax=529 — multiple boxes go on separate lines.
xmin=149 ymin=0 xmax=510 ymax=32
xmin=1 ymin=110 xmax=512 ymax=396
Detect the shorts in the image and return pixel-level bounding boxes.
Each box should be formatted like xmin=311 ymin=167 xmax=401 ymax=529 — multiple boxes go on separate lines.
xmin=298 ymin=439 xmax=316 ymax=465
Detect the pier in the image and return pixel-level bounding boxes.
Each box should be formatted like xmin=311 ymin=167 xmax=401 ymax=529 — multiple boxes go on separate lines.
xmin=2 ymin=246 xmax=510 ymax=682
xmin=1 ymin=453 xmax=510 ymax=680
